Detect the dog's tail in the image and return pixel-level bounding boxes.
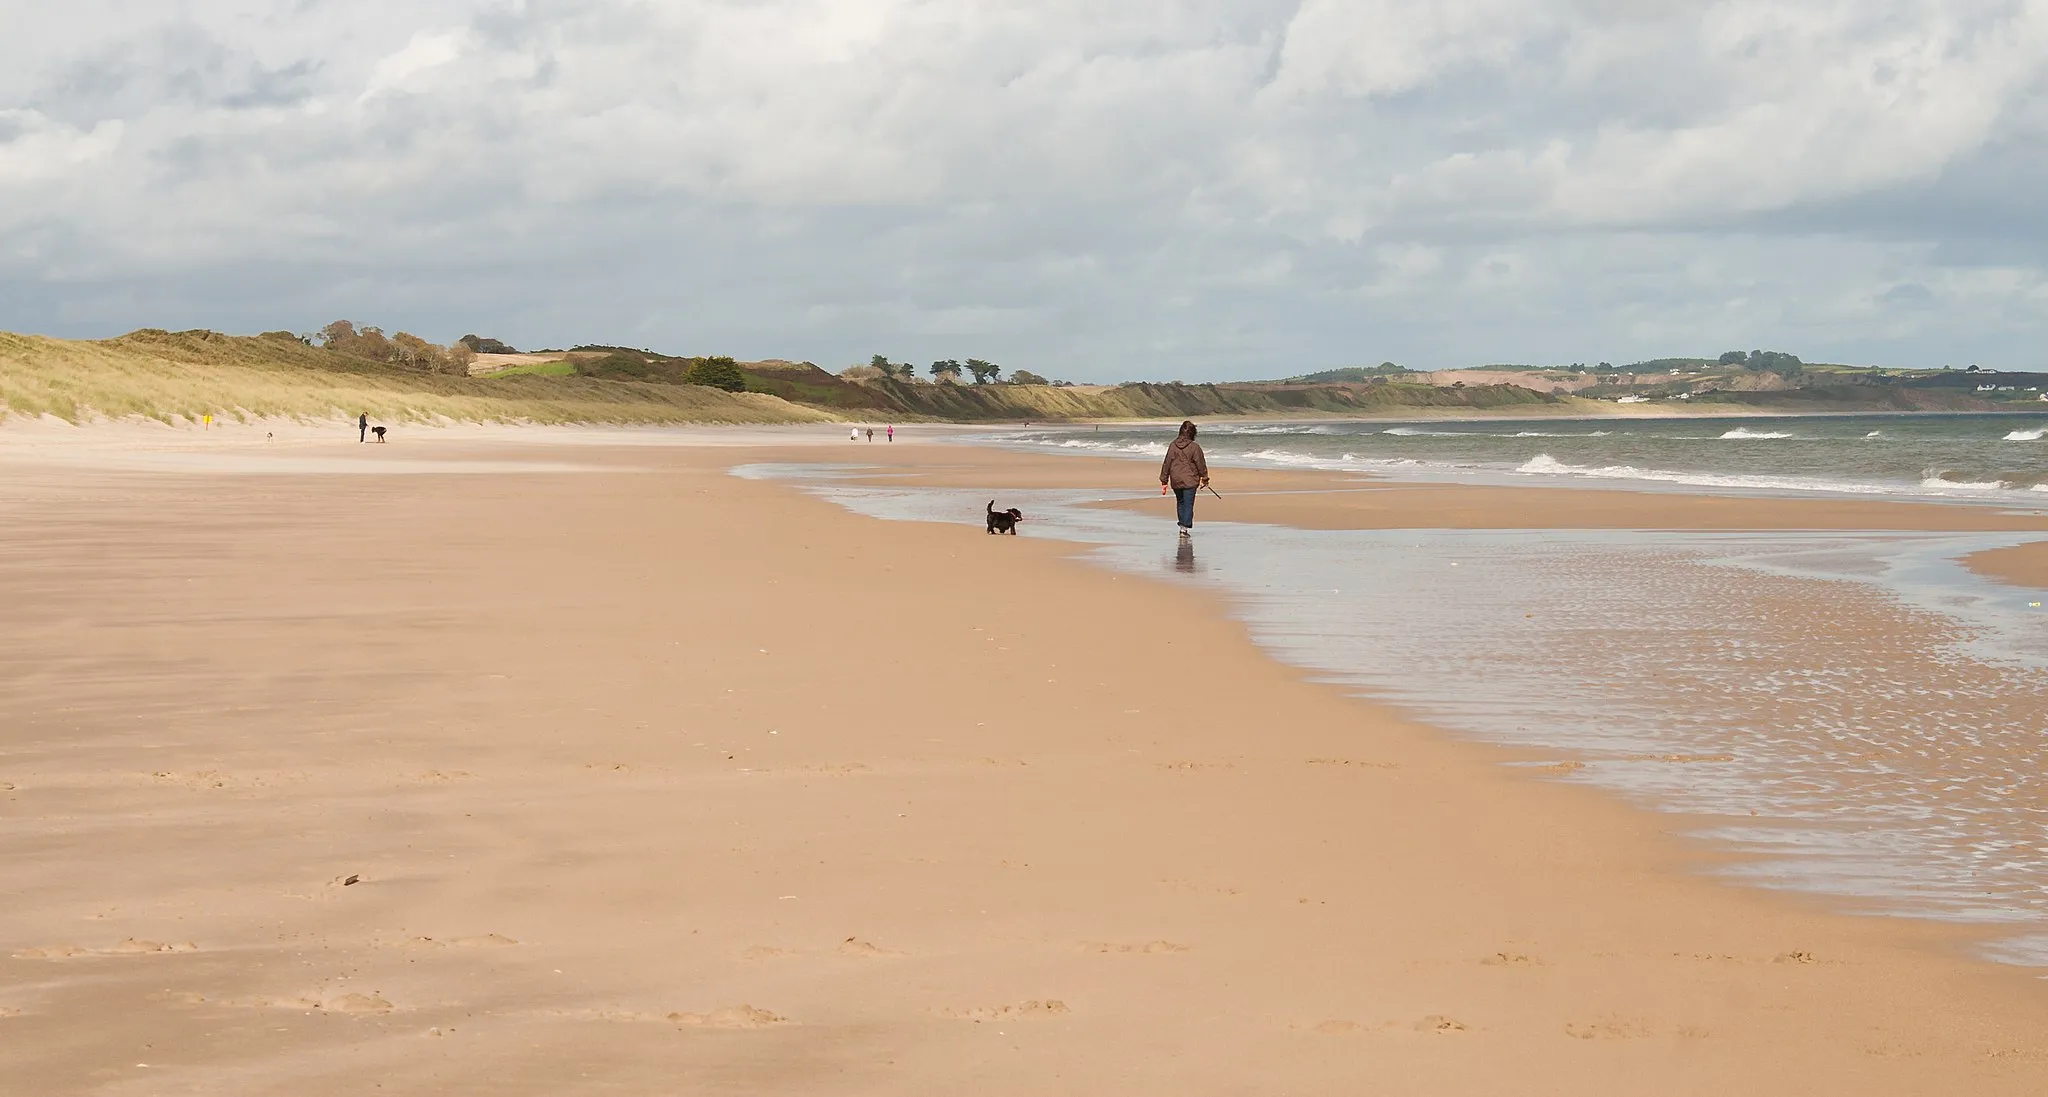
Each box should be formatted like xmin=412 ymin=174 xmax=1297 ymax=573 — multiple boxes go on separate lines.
xmin=987 ymin=499 xmax=995 ymax=514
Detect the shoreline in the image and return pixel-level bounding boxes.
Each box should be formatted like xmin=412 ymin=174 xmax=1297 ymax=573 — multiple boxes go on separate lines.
xmin=4 ymin=430 xmax=2047 ymax=1092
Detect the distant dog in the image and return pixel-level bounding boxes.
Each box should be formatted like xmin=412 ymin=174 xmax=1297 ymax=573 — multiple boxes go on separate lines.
xmin=371 ymin=426 xmax=387 ymax=442
xmin=986 ymin=500 xmax=1023 ymax=535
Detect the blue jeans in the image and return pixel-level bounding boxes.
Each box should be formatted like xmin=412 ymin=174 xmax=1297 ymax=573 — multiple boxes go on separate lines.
xmin=1173 ymin=486 xmax=1197 ymax=529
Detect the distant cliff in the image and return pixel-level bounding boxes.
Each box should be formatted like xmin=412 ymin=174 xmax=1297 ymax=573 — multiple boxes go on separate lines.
xmin=738 ymin=360 xmax=1563 ymax=421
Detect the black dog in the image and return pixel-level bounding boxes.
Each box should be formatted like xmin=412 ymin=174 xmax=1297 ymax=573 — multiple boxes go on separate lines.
xmin=986 ymin=500 xmax=1023 ymax=535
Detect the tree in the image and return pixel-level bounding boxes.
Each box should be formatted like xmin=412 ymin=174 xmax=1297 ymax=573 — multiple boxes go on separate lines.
xmin=1718 ymin=350 xmax=1748 ymax=365
xmin=929 ymin=359 xmax=963 ymax=383
xmin=445 ymin=341 xmax=477 ymax=376
xmin=390 ymin=331 xmax=442 ymax=371
xmin=683 ymin=356 xmax=748 ymax=392
xmin=318 ymin=320 xmax=357 ymax=349
xmin=964 ymin=358 xmax=1001 ymax=384
xmin=461 ymin=334 xmax=517 ymax=354
xmin=1009 ymin=369 xmax=1050 ymax=385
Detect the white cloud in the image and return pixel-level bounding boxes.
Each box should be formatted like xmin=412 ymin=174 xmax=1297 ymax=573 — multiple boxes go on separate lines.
xmin=361 ymin=29 xmax=470 ymax=101
xmin=1 ymin=0 xmax=2044 ymax=375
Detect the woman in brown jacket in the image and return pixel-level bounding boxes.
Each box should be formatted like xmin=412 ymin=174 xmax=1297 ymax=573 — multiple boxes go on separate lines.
xmin=1159 ymin=420 xmax=1209 ymax=537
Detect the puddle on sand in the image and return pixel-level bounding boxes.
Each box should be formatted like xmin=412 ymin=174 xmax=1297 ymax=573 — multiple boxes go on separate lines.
xmin=738 ymin=462 xmax=2048 ymax=968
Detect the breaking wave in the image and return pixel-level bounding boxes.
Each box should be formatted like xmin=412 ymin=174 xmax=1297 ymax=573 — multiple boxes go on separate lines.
xmin=1719 ymin=428 xmax=1795 ymax=440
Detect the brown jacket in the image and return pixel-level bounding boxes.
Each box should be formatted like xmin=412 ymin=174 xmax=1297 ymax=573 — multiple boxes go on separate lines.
xmin=1159 ymin=438 xmax=1209 ymax=489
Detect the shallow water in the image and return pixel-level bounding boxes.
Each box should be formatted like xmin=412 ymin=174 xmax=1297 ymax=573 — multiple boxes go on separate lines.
xmin=995 ymin=413 xmax=2048 ymax=505
xmin=738 ymin=462 xmax=2048 ymax=967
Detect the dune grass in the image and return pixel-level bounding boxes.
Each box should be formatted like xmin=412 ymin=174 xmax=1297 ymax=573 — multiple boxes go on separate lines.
xmin=0 ymin=330 xmax=840 ymax=427
xmin=483 ymin=360 xmax=579 ymax=378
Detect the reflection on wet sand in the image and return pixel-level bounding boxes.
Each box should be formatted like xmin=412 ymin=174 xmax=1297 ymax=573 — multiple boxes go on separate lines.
xmin=746 ymin=463 xmax=2048 ymax=967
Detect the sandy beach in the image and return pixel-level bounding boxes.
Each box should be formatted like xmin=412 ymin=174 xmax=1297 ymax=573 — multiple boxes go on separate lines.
xmin=5 ymin=426 xmax=2048 ymax=1095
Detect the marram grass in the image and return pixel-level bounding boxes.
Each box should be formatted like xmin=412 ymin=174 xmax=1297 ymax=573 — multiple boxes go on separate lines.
xmin=0 ymin=330 xmax=841 ymax=427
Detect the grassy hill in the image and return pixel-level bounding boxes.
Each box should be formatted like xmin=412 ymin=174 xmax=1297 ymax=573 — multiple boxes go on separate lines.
xmin=0 ymin=330 xmax=839 ymax=426
xmin=9 ymin=328 xmax=2027 ymax=428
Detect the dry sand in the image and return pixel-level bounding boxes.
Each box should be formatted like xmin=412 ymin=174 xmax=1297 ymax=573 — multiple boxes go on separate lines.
xmin=4 ymin=427 xmax=2048 ymax=1094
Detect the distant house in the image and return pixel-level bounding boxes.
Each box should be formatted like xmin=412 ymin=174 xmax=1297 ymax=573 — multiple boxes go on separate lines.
xmin=1616 ymin=394 xmax=1651 ymax=404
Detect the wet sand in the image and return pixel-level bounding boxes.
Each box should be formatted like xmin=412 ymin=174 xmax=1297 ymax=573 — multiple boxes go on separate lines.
xmin=4 ymin=430 xmax=2048 ymax=1094
xmin=1965 ymin=541 xmax=2048 ymax=590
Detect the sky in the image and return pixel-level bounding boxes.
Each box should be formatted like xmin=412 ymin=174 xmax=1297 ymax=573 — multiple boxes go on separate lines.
xmin=3 ymin=1 xmax=2045 ymax=381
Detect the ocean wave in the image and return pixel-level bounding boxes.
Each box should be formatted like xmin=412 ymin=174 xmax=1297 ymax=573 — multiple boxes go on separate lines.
xmin=1237 ymin=448 xmax=1424 ymax=471
xmin=1050 ymin=439 xmax=1167 ymax=456
xmin=1718 ymin=428 xmax=1795 ymax=440
xmin=2003 ymin=427 xmax=2047 ymax=441
xmin=1381 ymin=427 xmax=1466 ymax=437
xmin=1865 ymin=431 xmax=1883 ymax=439
xmin=1921 ymin=477 xmax=2006 ymax=491
xmin=1514 ymin=453 xmax=1975 ymax=498
xmin=1922 ymin=468 xmax=2048 ymax=491
xmin=1241 ymin=447 xmax=1337 ymax=467
xmin=1513 ymin=430 xmax=1613 ymax=438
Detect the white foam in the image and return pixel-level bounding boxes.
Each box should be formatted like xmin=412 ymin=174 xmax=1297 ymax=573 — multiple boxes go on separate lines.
xmin=1516 ymin=453 xmax=1933 ymax=497
xmin=1241 ymin=448 xmax=1337 ymax=467
xmin=1924 ymin=477 xmax=2006 ymax=491
xmin=2003 ymin=427 xmax=2047 ymax=441
xmin=1719 ymin=428 xmax=1795 ymax=440
xmin=1051 ymin=439 xmax=1168 ymax=456
xmin=1381 ymin=426 xmax=1464 ymax=437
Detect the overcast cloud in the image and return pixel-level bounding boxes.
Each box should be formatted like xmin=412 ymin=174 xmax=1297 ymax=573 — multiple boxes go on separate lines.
xmin=3 ymin=0 xmax=2044 ymax=379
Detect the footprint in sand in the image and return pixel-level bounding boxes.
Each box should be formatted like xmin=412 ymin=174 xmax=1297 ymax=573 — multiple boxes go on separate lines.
xmin=554 ymin=1006 xmax=786 ymax=1028
xmin=1480 ymin=951 xmax=1543 ymax=966
xmin=1314 ymin=1015 xmax=1467 ymax=1035
xmin=0 ymin=1006 xmax=22 ymax=1018
xmin=171 ymin=991 xmax=394 ymax=1014
xmin=1083 ymin=941 xmax=1191 ymax=955
xmin=1306 ymin=758 xmax=1399 ymax=770
xmin=741 ymin=945 xmax=795 ymax=960
xmin=1565 ymin=1019 xmax=1653 ymax=1040
xmin=14 ymin=939 xmax=198 ymax=960
xmin=805 ymin=763 xmax=871 ymax=775
xmin=150 ymin=770 xmax=233 ymax=789
xmin=838 ymin=937 xmax=900 ymax=958
xmin=326 ymin=993 xmax=396 ymax=1015
xmin=938 ymin=1000 xmax=1070 ymax=1022
xmin=391 ymin=933 xmax=519 ymax=950
xmin=411 ymin=770 xmax=473 ymax=782
xmin=668 ymin=1005 xmax=786 ymax=1028
xmin=1154 ymin=761 xmax=1235 ymax=773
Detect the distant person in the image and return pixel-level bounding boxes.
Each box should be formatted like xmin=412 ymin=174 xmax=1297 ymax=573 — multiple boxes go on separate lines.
xmin=358 ymin=412 xmax=369 ymax=443
xmin=851 ymin=427 xmax=861 ymax=442
xmin=1158 ymin=420 xmax=1209 ymax=538
xmin=886 ymin=425 xmax=894 ymax=442
xmin=866 ymin=427 xmax=874 ymax=442
xmin=372 ymin=426 xmax=387 ymax=443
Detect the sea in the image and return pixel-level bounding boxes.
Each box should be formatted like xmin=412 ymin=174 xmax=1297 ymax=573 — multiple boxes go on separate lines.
xmin=736 ymin=411 xmax=2048 ymax=968
xmin=1000 ymin=412 xmax=2048 ymax=503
